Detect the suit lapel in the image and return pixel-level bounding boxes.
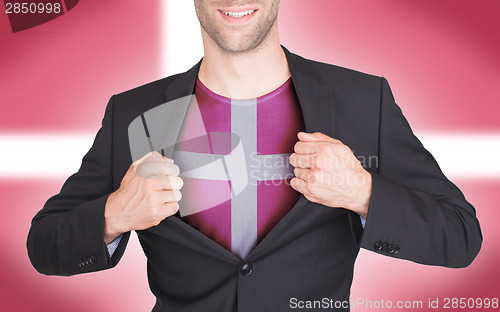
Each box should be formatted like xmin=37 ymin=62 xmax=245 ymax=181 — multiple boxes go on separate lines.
xmin=128 ymin=61 xmax=201 ymax=162
xmin=151 ymin=47 xmax=337 ymax=260
xmin=283 ymin=46 xmax=336 ymax=137
xmin=160 ymin=61 xmax=201 ymax=158
xmin=163 ymin=59 xmax=201 ymax=102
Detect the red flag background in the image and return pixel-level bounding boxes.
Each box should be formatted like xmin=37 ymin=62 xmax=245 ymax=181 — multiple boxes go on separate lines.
xmin=1 ymin=1 xmax=499 ymax=311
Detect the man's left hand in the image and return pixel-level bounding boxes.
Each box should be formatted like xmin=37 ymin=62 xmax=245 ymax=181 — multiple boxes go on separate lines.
xmin=289 ymin=132 xmax=372 ymax=219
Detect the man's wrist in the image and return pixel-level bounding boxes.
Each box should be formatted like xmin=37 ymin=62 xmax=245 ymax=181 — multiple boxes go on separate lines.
xmin=103 ymin=216 xmax=124 ymax=244
xmin=349 ymin=170 xmax=372 ymax=219
xmin=104 ymin=193 xmax=125 ymax=244
xmin=104 ymin=231 xmax=121 ymax=245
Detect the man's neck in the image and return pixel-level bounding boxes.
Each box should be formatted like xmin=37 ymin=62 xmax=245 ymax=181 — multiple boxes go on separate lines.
xmin=197 ymin=31 xmax=290 ymax=100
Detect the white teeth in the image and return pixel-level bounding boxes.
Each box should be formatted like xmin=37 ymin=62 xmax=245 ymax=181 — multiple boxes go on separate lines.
xmin=222 ymin=10 xmax=255 ymax=18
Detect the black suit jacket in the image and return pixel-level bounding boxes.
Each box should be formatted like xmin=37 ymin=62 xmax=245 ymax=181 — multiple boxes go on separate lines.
xmin=27 ymin=46 xmax=482 ymax=312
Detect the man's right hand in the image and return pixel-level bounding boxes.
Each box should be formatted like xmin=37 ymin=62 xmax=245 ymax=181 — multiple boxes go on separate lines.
xmin=103 ymin=151 xmax=183 ymax=244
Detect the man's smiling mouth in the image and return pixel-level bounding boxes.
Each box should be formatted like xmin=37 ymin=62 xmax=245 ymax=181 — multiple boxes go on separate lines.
xmin=220 ymin=10 xmax=256 ymax=18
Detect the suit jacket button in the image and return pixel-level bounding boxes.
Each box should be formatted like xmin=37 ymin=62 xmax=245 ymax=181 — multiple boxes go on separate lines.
xmin=387 ymin=244 xmax=395 ymax=254
xmin=240 ymin=263 xmax=253 ymax=276
xmin=381 ymin=242 xmax=389 ymax=252
xmin=374 ymin=241 xmax=383 ymax=250
xmin=80 ymin=259 xmax=88 ymax=267
xmin=89 ymin=256 xmax=97 ymax=265
xmin=393 ymin=245 xmax=400 ymax=254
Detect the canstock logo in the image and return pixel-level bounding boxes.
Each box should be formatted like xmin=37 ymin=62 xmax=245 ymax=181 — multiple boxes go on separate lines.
xmin=3 ymin=0 xmax=79 ymax=32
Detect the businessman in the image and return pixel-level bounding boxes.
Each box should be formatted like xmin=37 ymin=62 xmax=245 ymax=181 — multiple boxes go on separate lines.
xmin=27 ymin=1 xmax=482 ymax=311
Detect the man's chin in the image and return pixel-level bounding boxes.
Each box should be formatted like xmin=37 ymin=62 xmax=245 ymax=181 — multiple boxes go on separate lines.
xmin=215 ymin=35 xmax=267 ymax=55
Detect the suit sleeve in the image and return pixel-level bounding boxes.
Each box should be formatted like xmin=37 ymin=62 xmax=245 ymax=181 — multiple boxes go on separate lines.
xmin=356 ymin=77 xmax=482 ymax=268
xmin=27 ymin=96 xmax=130 ymax=276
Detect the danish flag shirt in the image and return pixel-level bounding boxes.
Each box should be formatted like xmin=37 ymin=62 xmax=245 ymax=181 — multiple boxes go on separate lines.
xmin=173 ymin=77 xmax=305 ymax=259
